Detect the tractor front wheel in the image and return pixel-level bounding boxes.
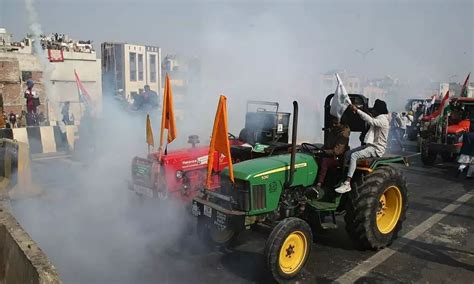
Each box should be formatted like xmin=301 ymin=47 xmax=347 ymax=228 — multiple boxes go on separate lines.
xmin=264 ymin=217 xmax=312 ymax=282
xmin=344 ymin=166 xmax=408 ymax=250
xmin=197 ymin=216 xmax=237 ymax=247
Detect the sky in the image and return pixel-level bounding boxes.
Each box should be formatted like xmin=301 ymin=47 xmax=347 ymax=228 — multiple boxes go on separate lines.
xmin=1 ymin=0 xmax=472 ymax=82
xmin=1 ymin=0 xmax=473 ymax=138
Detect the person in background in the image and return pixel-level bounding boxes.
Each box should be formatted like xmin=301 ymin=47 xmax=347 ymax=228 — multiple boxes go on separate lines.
xmin=18 ymin=111 xmax=27 ymax=127
xmin=24 ymin=79 xmax=40 ymax=125
xmin=38 ymin=112 xmax=46 ymax=126
xmin=390 ymin=112 xmax=404 ymax=151
xmin=400 ymin=112 xmax=410 ymax=139
xmin=8 ymin=112 xmax=16 ymax=128
xmin=335 ymin=99 xmax=390 ymax=193
xmin=414 ymin=104 xmax=424 ymax=123
xmin=61 ymin=102 xmax=71 ymax=125
xmin=407 ymin=111 xmax=414 ymax=125
xmin=143 ymin=85 xmax=159 ymax=108
xmin=457 ymin=118 xmax=474 ymax=179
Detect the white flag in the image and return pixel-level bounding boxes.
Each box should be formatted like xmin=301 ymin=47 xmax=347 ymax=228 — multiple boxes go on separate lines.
xmin=330 ymin=73 xmax=352 ymax=119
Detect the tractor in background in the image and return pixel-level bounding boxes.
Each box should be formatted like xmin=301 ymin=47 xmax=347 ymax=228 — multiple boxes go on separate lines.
xmin=129 ymin=101 xmax=292 ymax=202
xmin=192 ymin=94 xmax=409 ymax=282
xmin=419 ymin=97 xmax=474 ymax=165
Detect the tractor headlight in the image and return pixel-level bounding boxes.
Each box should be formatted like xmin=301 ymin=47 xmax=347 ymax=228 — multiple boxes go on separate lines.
xmin=176 ymin=170 xmax=184 ymax=179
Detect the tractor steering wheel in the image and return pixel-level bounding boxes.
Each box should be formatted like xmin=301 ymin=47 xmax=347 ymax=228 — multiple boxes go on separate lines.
xmin=301 ymin=143 xmax=323 ymax=154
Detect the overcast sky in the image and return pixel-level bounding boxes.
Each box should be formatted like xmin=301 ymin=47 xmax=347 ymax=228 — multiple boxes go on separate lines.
xmin=1 ymin=0 xmax=472 ymax=83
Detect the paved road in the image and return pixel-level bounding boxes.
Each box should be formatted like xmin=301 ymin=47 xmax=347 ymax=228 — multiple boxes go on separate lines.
xmin=9 ymin=153 xmax=474 ymax=284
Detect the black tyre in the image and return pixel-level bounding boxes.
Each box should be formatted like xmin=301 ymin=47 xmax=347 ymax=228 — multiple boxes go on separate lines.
xmin=197 ymin=216 xmax=237 ymax=247
xmin=441 ymin=152 xmax=457 ymax=162
xmin=407 ymin=131 xmax=417 ymax=141
xmin=344 ymin=166 xmax=408 ymax=250
xmin=420 ymin=144 xmax=437 ymax=166
xmin=264 ymin=217 xmax=312 ymax=283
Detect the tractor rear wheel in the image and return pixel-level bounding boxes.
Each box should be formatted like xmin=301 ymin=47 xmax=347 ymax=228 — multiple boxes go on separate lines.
xmin=264 ymin=217 xmax=312 ymax=283
xmin=344 ymin=166 xmax=408 ymax=250
xmin=441 ymin=152 xmax=457 ymax=162
xmin=421 ymin=144 xmax=437 ymax=166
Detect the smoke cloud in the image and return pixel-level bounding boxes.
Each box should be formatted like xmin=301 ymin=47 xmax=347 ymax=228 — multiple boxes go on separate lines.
xmin=24 ymin=0 xmax=59 ymax=121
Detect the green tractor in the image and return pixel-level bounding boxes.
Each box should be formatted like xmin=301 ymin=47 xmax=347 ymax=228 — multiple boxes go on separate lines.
xmin=192 ymin=94 xmax=408 ymax=282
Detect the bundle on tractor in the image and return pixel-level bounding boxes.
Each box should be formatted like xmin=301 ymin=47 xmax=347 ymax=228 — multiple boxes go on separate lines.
xmin=420 ymin=97 xmax=474 ymax=166
xmin=129 ymin=101 xmax=292 ymax=202
xmin=192 ymin=94 xmax=409 ymax=282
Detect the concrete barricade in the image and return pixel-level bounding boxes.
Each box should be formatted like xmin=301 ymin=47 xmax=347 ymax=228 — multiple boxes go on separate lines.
xmin=0 ymin=206 xmax=61 ymax=283
xmin=9 ymin=126 xmax=78 ymax=154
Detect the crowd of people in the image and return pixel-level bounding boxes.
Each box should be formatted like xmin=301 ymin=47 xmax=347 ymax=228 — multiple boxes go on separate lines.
xmin=2 ymin=111 xmax=45 ymax=128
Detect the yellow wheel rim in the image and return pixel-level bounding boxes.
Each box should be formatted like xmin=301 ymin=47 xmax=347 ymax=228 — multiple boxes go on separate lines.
xmin=279 ymin=231 xmax=308 ymax=274
xmin=376 ymin=186 xmax=402 ymax=234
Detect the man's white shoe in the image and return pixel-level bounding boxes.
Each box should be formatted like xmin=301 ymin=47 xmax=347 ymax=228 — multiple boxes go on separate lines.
xmin=335 ymin=181 xmax=351 ymax=193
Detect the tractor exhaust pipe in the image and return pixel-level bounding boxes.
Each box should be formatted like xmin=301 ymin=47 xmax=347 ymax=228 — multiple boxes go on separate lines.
xmin=288 ymin=101 xmax=298 ymax=187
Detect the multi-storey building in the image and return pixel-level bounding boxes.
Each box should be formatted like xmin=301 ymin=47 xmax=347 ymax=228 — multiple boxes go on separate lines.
xmin=101 ymin=42 xmax=161 ymax=102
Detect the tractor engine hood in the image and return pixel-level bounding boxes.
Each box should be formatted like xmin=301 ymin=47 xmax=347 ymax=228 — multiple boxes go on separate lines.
xmin=448 ymin=119 xmax=470 ymax=134
xmin=221 ymin=153 xmax=317 ymax=187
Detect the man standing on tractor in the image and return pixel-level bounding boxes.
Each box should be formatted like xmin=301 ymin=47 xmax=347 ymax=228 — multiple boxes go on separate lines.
xmin=24 ymin=79 xmax=40 ymax=125
xmin=310 ymin=115 xmax=350 ymax=195
xmin=335 ymin=99 xmax=390 ymax=193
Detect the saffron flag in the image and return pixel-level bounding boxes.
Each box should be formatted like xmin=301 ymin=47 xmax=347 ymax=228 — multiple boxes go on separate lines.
xmin=460 ymin=72 xmax=471 ymax=97
xmin=159 ymin=74 xmax=177 ymax=148
xmin=74 ymin=70 xmax=93 ymax=111
xmin=206 ymin=95 xmax=234 ymax=188
xmin=146 ymin=114 xmax=154 ymax=147
xmin=330 ymin=73 xmax=352 ymax=119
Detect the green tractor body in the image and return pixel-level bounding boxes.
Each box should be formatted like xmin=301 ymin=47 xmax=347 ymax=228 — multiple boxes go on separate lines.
xmin=192 ymin=95 xmax=409 ymax=283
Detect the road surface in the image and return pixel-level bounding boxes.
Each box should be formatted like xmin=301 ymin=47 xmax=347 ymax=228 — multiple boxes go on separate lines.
xmin=9 ymin=153 xmax=474 ymax=284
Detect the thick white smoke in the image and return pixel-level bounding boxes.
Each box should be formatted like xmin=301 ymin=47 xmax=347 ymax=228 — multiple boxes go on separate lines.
xmin=24 ymin=0 xmax=59 ymax=121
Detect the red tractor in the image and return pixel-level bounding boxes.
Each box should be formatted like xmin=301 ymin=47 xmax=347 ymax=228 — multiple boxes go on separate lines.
xmin=419 ymin=97 xmax=473 ymax=165
xmin=129 ymin=101 xmax=292 ymax=203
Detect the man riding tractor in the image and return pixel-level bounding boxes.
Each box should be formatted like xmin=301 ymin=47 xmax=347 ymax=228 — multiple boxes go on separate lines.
xmin=192 ymin=94 xmax=408 ymax=282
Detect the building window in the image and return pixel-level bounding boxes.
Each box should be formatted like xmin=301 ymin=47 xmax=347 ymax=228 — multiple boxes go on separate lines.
xmin=138 ymin=54 xmax=144 ymax=81
xmin=150 ymin=54 xmax=157 ymax=83
xmin=129 ymin=52 xmax=136 ymax=81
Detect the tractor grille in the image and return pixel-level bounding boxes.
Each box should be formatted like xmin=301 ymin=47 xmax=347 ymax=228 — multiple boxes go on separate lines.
xmin=217 ymin=179 xmax=250 ymax=211
xmin=252 ymin=185 xmax=266 ymax=210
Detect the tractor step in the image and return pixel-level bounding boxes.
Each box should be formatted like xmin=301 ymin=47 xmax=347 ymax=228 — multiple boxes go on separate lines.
xmin=307 ymin=199 xmax=338 ymax=211
xmin=320 ymin=222 xmax=338 ymax=229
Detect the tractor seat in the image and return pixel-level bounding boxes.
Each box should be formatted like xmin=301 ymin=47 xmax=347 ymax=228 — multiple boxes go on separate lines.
xmin=355 ymin=154 xmax=406 ymax=168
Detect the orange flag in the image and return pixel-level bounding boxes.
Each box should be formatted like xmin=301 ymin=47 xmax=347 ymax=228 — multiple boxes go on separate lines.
xmin=159 ymin=74 xmax=177 ymax=149
xmin=206 ymin=95 xmax=234 ymax=188
xmin=146 ymin=114 xmax=154 ymax=148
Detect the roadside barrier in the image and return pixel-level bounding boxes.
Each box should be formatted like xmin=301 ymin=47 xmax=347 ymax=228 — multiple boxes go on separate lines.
xmin=0 ymin=139 xmax=38 ymax=199
xmin=0 ymin=205 xmax=61 ymax=283
xmin=2 ymin=126 xmax=79 ymax=154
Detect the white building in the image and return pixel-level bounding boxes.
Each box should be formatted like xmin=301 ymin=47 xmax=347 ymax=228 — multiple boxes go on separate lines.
xmin=101 ymin=42 xmax=162 ymax=102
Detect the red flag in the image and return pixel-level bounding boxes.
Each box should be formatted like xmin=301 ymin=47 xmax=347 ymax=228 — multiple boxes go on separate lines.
xmin=74 ymin=70 xmax=93 ymax=110
xmin=206 ymin=95 xmax=234 ymax=188
xmin=425 ymin=91 xmax=449 ymax=121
